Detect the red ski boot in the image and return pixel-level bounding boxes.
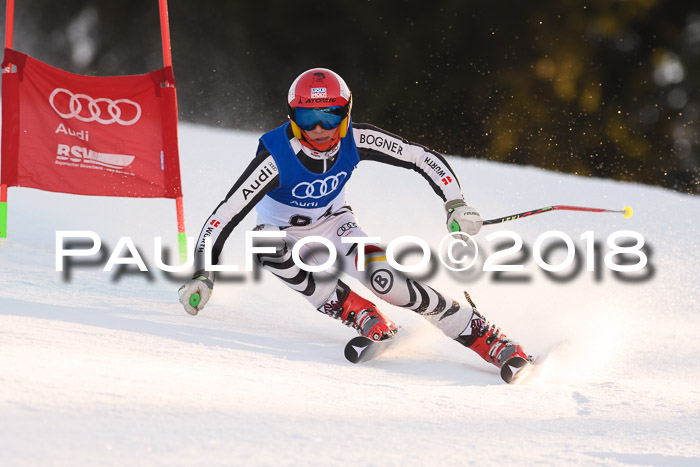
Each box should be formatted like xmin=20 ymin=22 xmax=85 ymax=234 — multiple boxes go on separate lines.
xmin=320 ymin=281 xmax=398 ymax=341
xmin=456 ymin=309 xmax=532 ymax=383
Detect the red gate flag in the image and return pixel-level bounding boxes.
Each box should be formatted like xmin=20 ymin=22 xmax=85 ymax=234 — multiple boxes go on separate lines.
xmin=1 ymin=48 xmax=183 ymax=198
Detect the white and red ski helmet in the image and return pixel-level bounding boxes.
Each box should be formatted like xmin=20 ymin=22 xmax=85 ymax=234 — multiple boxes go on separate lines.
xmin=287 ymin=68 xmax=352 ymax=151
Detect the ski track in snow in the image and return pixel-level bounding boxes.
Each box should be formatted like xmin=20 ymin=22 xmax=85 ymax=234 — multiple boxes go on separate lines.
xmin=1 ymin=123 xmax=699 ymax=466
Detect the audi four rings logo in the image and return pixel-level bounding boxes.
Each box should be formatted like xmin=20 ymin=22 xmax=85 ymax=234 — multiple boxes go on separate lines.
xmin=292 ymin=172 xmax=347 ymax=199
xmin=336 ymin=222 xmax=357 ymax=236
xmin=49 ymin=88 xmax=142 ymax=126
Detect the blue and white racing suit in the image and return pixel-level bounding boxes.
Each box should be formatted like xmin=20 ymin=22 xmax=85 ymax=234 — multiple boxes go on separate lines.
xmin=193 ymin=121 xmax=474 ymax=338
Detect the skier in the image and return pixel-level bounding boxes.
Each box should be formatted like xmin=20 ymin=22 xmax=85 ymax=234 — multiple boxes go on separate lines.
xmin=178 ymin=68 xmax=531 ymax=382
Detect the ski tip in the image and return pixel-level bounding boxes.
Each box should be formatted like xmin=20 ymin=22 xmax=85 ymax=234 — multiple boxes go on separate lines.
xmin=344 ymin=336 xmax=373 ymax=364
xmin=500 ymin=357 xmax=535 ymax=384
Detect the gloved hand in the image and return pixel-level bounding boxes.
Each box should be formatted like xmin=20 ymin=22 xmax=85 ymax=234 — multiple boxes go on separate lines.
xmin=178 ymin=271 xmax=214 ymax=315
xmin=444 ymin=199 xmax=483 ymax=237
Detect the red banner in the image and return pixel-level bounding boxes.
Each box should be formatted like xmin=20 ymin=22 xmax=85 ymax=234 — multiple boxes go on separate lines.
xmin=1 ymin=49 xmax=182 ymax=198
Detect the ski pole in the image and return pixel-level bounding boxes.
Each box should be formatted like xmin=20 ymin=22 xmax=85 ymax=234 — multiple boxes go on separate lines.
xmin=482 ymin=205 xmax=633 ymax=226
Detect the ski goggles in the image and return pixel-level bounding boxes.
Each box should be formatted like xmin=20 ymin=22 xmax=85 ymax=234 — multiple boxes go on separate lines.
xmin=293 ymin=106 xmax=344 ymax=131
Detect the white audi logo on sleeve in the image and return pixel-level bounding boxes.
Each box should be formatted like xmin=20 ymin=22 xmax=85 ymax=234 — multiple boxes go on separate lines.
xmin=292 ymin=172 xmax=347 ymax=199
xmin=49 ymin=88 xmax=142 ymax=126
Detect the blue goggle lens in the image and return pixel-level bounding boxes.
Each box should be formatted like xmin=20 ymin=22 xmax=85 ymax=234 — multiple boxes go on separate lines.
xmin=294 ymin=106 xmax=344 ymax=131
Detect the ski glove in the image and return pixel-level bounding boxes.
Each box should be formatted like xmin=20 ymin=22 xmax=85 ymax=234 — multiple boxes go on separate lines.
xmin=445 ymin=199 xmax=483 ymax=237
xmin=178 ymin=270 xmax=214 ymax=316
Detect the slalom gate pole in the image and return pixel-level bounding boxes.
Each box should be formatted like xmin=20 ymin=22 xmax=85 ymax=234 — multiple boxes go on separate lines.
xmin=158 ymin=0 xmax=187 ymax=263
xmin=482 ymin=205 xmax=633 ymax=226
xmin=175 ymin=195 xmax=187 ymax=262
xmin=1 ymin=0 xmax=15 ymax=244
xmin=0 ymin=184 xmax=7 ymax=244
xmin=4 ymin=0 xmax=13 ymax=51
xmin=158 ymin=0 xmax=173 ymax=71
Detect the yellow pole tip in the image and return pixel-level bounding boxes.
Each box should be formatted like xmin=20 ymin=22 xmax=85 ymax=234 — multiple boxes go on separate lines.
xmin=622 ymin=206 xmax=633 ymax=218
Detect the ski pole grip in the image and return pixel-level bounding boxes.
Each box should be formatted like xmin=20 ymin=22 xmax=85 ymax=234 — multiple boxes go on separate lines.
xmin=189 ymin=293 xmax=201 ymax=308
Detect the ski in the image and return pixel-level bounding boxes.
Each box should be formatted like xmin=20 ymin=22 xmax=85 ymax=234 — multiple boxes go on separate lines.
xmin=344 ymin=334 xmax=398 ymax=364
xmin=344 ymin=331 xmax=538 ymax=385
xmin=500 ymin=356 xmax=536 ymax=384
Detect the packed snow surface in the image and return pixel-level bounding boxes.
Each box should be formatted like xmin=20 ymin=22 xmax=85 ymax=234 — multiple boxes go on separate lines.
xmin=1 ymin=123 xmax=699 ymax=466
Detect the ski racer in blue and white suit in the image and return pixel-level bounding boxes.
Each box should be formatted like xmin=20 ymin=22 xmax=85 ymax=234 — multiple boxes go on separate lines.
xmin=178 ymin=68 xmax=530 ymax=377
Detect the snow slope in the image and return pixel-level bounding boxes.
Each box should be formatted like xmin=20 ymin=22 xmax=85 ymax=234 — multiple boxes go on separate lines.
xmin=1 ymin=123 xmax=699 ymax=466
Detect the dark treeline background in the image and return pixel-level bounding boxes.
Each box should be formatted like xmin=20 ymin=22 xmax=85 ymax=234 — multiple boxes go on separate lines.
xmin=4 ymin=0 xmax=699 ymax=193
